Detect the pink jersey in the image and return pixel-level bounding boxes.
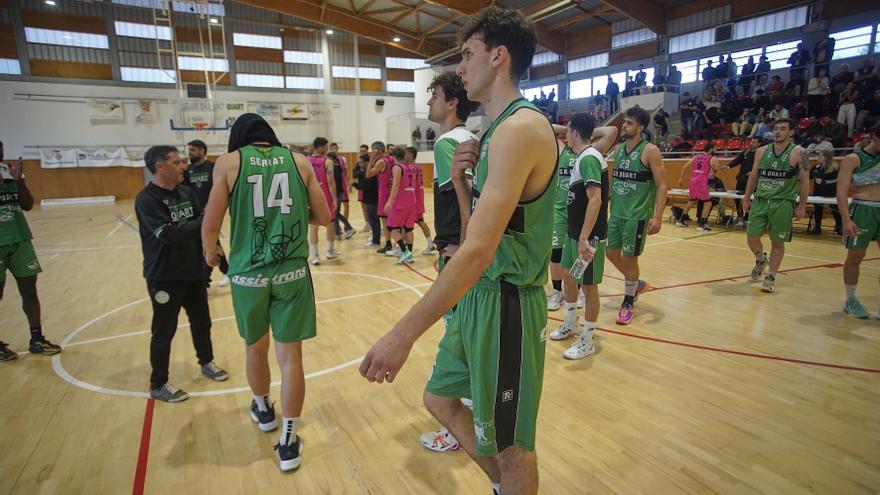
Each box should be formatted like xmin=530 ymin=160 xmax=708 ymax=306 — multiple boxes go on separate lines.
xmin=689 ymin=153 xmax=712 ymax=201
xmin=392 ymin=162 xmax=418 ymax=210
xmin=308 ymin=155 xmax=335 ymax=209
xmin=377 ymin=155 xmax=396 ymax=212
xmin=412 ymin=162 xmax=425 ymax=217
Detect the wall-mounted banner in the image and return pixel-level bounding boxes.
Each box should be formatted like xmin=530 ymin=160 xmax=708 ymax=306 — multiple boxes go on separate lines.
xmin=76 ymin=147 xmax=131 ymax=168
xmin=87 ymin=100 xmax=125 ymax=124
xmin=40 ymin=147 xmax=145 ymax=168
xmin=251 ymin=103 xmax=281 ymax=122
xmin=281 ymin=103 xmax=309 ymax=121
xmin=39 ymin=148 xmax=78 ymax=168
xmin=135 ymin=100 xmax=156 ymax=124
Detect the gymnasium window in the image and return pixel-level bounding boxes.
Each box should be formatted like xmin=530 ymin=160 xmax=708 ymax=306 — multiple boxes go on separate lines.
xmin=567 ymin=52 xmax=608 ymax=75
xmin=331 ymin=66 xmax=381 ymax=79
xmin=730 ymin=47 xmax=763 ymax=68
xmin=385 ymin=57 xmax=429 ymax=70
xmin=521 ymin=84 xmax=557 ymax=101
xmin=531 ymin=51 xmax=559 ymax=67
xmin=111 ymin=0 xmax=164 ymax=8
xmin=876 ymin=24 xmax=880 ymax=54
xmin=286 ymin=76 xmax=324 ymax=90
xmin=172 ymin=1 xmax=225 ymax=17
xmin=24 ymin=27 xmax=109 ymax=49
xmin=831 ymin=26 xmax=873 ymax=60
xmin=284 ymin=50 xmax=322 ymax=65
xmin=764 ymin=40 xmax=801 ymax=70
xmin=236 ymin=73 xmax=284 ymax=88
xmin=609 ymin=72 xmax=626 ymax=90
xmin=233 ymin=33 xmax=282 ymax=50
xmin=114 ymin=21 xmax=172 ymax=41
xmin=668 ymin=29 xmax=713 ymax=54
xmin=569 ymin=78 xmax=592 ymax=100
xmin=386 ymin=80 xmax=415 ymax=93
xmin=630 ymin=67 xmax=654 ymax=86
xmin=675 ymin=59 xmax=699 ymax=84
xmin=611 ymin=28 xmax=656 ymax=49
xmin=177 ymin=56 xmax=228 ymax=72
xmin=592 ymin=75 xmax=609 ymax=94
xmin=733 ymin=6 xmax=808 ymax=40
xmin=120 ymin=67 xmax=175 ymax=84
xmin=0 ymin=58 xmax=21 ymax=75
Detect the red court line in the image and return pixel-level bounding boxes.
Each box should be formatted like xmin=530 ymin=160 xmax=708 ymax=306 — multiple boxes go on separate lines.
xmin=132 ymin=399 xmax=156 ymax=495
xmin=404 ymin=262 xmax=879 ymax=374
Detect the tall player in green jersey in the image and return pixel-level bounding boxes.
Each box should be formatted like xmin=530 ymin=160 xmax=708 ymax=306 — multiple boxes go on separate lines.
xmin=202 ymin=114 xmax=331 ymax=472
xmin=742 ymin=118 xmax=810 ymax=293
xmin=359 ymin=7 xmax=557 ymax=494
xmin=836 ymin=125 xmax=880 ymax=318
xmin=607 ymin=107 xmax=667 ymax=325
xmin=546 ymin=133 xmax=579 ymax=311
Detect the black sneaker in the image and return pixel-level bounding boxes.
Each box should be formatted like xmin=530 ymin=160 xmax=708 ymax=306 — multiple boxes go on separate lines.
xmin=274 ymin=435 xmax=303 ymax=472
xmin=250 ymin=399 xmax=278 ymax=432
xmin=376 ymin=244 xmax=391 ymax=254
xmin=0 ymin=342 xmax=17 ymax=362
xmin=28 ymin=338 xmax=62 ymax=356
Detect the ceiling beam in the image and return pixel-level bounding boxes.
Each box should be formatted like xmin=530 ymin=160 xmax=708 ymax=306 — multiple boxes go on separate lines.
xmin=237 ymin=0 xmax=446 ymax=57
xmin=423 ymin=0 xmax=492 ymax=17
xmin=362 ymin=6 xmax=410 ymax=16
xmin=597 ymin=0 xmax=666 ymax=34
xmin=545 ymin=5 xmax=614 ymax=31
xmin=388 ymin=4 xmax=424 ymax=26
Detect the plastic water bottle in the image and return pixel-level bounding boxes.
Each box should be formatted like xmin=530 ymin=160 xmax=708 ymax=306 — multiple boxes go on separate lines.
xmin=569 ymin=236 xmax=600 ymax=279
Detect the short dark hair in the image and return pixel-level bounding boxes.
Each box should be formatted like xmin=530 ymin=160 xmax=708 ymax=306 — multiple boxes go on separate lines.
xmin=186 ymin=139 xmax=207 ymax=152
xmin=568 ymin=113 xmax=595 ymax=140
xmin=360 ymin=144 xmax=368 ymax=150
xmin=405 ymin=146 xmax=418 ymax=159
xmin=327 ymin=151 xmax=338 ymax=162
xmin=329 ymin=142 xmax=338 ymax=148
xmin=144 ymin=145 xmax=178 ymax=173
xmin=705 ymin=141 xmax=716 ymax=152
xmin=392 ymin=147 xmax=405 ymax=160
xmin=313 ymin=137 xmax=328 ymax=148
xmin=428 ymin=71 xmax=480 ymax=121
xmin=371 ymin=141 xmax=386 ymax=152
xmin=625 ymin=106 xmax=650 ymax=129
xmin=774 ymin=118 xmax=795 ymax=129
xmin=459 ymin=7 xmax=537 ymax=80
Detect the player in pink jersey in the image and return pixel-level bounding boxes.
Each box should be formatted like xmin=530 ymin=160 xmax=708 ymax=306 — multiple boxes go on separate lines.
xmin=386 ymin=147 xmax=418 ymax=264
xmin=308 ymin=137 xmax=339 ymax=264
xmin=404 ymin=146 xmax=436 ymax=255
xmin=328 ymin=143 xmax=355 ymax=239
xmin=366 ymin=141 xmax=395 ymax=253
xmin=677 ymin=142 xmax=725 ymax=231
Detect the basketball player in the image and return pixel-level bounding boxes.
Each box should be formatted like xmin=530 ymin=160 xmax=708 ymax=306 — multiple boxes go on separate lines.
xmin=366 ymin=141 xmax=395 ymax=253
xmin=386 ymin=147 xmax=417 ymax=263
xmin=404 ymin=146 xmax=436 ymax=254
xmin=742 ymin=118 xmax=810 ymax=293
xmin=307 ymin=137 xmax=338 ymax=264
xmin=135 ymin=145 xmax=228 ymax=403
xmin=202 ymin=114 xmax=331 ymax=471
xmin=0 ymin=143 xmax=61 ymax=361
xmin=676 ymin=142 xmax=725 ymax=231
xmin=360 ymin=8 xmax=556 ymax=493
xmin=547 ymin=128 xmax=578 ymax=312
xmin=606 ymin=107 xmax=667 ymax=325
xmin=328 ymin=142 xmax=356 ymax=238
xmin=185 ymin=139 xmax=229 ymax=287
xmin=837 ymin=125 xmax=880 ymax=318
xmin=551 ymin=115 xmax=618 ymax=359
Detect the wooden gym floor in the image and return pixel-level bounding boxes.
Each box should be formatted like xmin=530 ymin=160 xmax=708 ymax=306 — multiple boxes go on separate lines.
xmin=0 ymin=194 xmax=878 ymax=495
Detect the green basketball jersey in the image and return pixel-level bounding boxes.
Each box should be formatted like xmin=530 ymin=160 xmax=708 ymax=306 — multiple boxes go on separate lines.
xmin=755 ymin=142 xmax=798 ymax=201
xmin=852 ymin=149 xmax=880 ymax=188
xmin=0 ymin=165 xmax=33 ymax=246
xmin=611 ymin=139 xmax=656 ymax=220
xmin=472 ymin=98 xmax=556 ymax=287
xmin=554 ymin=147 xmax=577 ymax=216
xmin=228 ymin=145 xmax=309 ymax=275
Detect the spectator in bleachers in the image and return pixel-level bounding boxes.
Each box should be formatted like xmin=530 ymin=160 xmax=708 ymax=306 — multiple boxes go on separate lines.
xmin=653 ymin=65 xmax=666 ymax=92
xmin=805 ymin=133 xmax=833 ymax=157
xmin=807 ymin=68 xmax=830 ymax=118
xmin=653 ymin=109 xmax=669 ymax=142
xmin=822 ymin=116 xmax=847 ymax=148
xmin=707 ymin=81 xmax=725 ymax=104
xmin=593 ymin=90 xmax=607 ymax=118
xmin=693 ymin=95 xmax=708 ymax=137
xmin=809 ymin=147 xmax=841 ymax=235
xmin=548 ymin=88 xmax=556 ymax=103
xmin=425 ymin=127 xmax=435 ymax=149
xmin=755 ymin=56 xmax=771 ymax=88
xmin=671 ymin=136 xmax=693 ymax=152
xmin=635 ymin=64 xmax=647 ymax=89
xmin=768 ymin=75 xmax=784 ymax=103
xmin=667 ymin=65 xmax=682 ymax=94
xmin=855 ymin=58 xmax=878 ymax=96
xmin=606 ymin=79 xmax=620 ymax=114
xmin=769 ymin=103 xmax=790 ymax=121
xmin=716 ymin=55 xmax=728 ymax=84
xmin=721 ymin=91 xmax=741 ymax=126
xmin=726 ymin=54 xmax=738 ymax=90
xmin=680 ymin=92 xmax=697 ymax=138
xmin=702 ymin=60 xmax=716 ymax=86
xmin=624 ymin=76 xmax=636 ymax=96
xmin=791 ymin=99 xmax=809 ymax=120
xmin=812 ymin=31 xmax=835 ymax=77
xmin=838 ymin=81 xmax=859 ymax=138
xmin=703 ymin=95 xmax=723 ymax=137
xmin=732 ymin=107 xmax=757 ymax=136
xmin=739 ymin=56 xmax=756 ymax=95
xmin=856 ymin=88 xmax=880 ymax=132
xmin=786 ymin=43 xmax=811 ymax=95
xmin=753 ymin=89 xmax=772 ymax=113
xmin=830 ymin=63 xmax=855 ymax=106
xmin=854 ymin=132 xmax=872 ymax=151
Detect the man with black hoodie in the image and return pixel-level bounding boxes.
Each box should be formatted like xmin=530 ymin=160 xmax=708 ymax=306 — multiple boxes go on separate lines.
xmin=727 ymin=137 xmax=759 ymax=227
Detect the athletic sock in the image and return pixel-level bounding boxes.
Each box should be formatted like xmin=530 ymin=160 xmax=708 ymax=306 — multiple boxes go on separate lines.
xmin=254 ymin=394 xmax=270 ymax=412
xmin=493 ymin=482 xmax=501 ymax=494
xmin=584 ymin=320 xmax=597 ymax=332
xmin=309 ymin=243 xmax=318 ymax=258
xmin=328 ymin=239 xmax=335 ymax=252
xmin=755 ymin=253 xmax=766 ymax=263
xmin=624 ymin=280 xmax=637 ymax=305
xmin=426 ymin=236 xmax=432 ymax=246
xmin=29 ymin=325 xmax=44 ymax=342
xmin=565 ymin=302 xmax=578 ymax=326
xmin=845 ymin=284 xmax=857 ymax=301
xmin=280 ymin=417 xmax=299 ymax=446
xmin=397 ymin=240 xmax=407 ymax=252
xmin=552 ymin=279 xmax=562 ymax=292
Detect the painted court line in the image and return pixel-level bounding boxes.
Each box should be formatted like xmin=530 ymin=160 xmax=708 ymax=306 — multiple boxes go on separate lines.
xmin=107 ymin=214 xmax=133 ymax=237
xmin=132 ymin=399 xmax=155 ymax=495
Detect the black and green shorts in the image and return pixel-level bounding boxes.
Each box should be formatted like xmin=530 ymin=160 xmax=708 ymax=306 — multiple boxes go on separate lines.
xmin=561 ymin=237 xmax=606 ymax=286
xmin=846 ymin=200 xmax=880 ymax=250
xmin=426 ymin=278 xmax=547 ymax=457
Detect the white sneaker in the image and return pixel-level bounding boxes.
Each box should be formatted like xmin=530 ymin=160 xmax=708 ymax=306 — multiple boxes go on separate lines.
xmin=550 ymin=321 xmax=576 ymax=340
xmin=360 ymin=224 xmax=371 ymax=233
xmin=422 ymin=244 xmax=437 ymax=255
xmin=385 ymin=247 xmax=402 ymax=257
xmin=309 ymin=256 xmax=320 ymax=265
xmin=343 ymin=228 xmax=357 ymax=239
xmin=563 ymin=331 xmax=596 ymax=360
xmin=577 ymin=291 xmax=585 ymax=309
xmin=420 ymin=427 xmax=461 ymax=452
xmin=460 ymin=398 xmax=473 ymax=409
xmin=547 ymin=290 xmax=563 ymax=311
xmin=215 ymin=275 xmax=230 ymax=287
xmin=326 ymin=250 xmax=340 ymax=259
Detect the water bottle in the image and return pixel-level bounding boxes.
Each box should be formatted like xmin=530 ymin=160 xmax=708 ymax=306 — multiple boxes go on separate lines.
xmin=569 ymin=236 xmax=600 ymax=279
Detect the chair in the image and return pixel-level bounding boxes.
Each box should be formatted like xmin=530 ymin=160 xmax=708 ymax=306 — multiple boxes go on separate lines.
xmin=727 ymin=138 xmax=743 ymax=151
xmin=694 ymin=139 xmax=708 ymax=152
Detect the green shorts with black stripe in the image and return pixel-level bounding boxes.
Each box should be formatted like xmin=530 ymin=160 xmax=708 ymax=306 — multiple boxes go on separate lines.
xmin=746 ymin=198 xmax=793 ymax=243
xmin=426 ymin=278 xmax=547 ymax=457
xmin=552 ymin=210 xmax=567 ymax=250
xmin=0 ymin=240 xmax=42 ymax=283
xmin=845 ymin=200 xmax=880 ymax=249
xmin=229 ymin=258 xmax=316 ymax=345
xmin=607 ymin=216 xmax=648 ymax=257
xmin=560 ymin=237 xmax=606 ymax=286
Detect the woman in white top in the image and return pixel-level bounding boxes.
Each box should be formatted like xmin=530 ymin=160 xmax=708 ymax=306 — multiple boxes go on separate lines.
xmin=807 ymin=68 xmax=830 ymax=118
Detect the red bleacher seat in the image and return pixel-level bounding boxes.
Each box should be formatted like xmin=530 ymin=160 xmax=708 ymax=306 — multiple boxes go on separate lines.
xmin=694 ymin=139 xmax=707 ymax=151
xmin=727 ymin=138 xmax=742 ymax=151
xmin=798 ymin=118 xmax=812 ymax=130
xmin=743 ymin=137 xmax=753 ymax=149
xmin=714 ymin=138 xmax=727 ymax=151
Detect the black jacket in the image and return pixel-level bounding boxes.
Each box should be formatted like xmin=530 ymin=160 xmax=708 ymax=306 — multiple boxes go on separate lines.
xmin=135 ymin=183 xmax=205 ymax=281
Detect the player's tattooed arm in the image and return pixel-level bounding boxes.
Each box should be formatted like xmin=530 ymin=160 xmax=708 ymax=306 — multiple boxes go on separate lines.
xmin=795 ymin=146 xmax=811 ymax=216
